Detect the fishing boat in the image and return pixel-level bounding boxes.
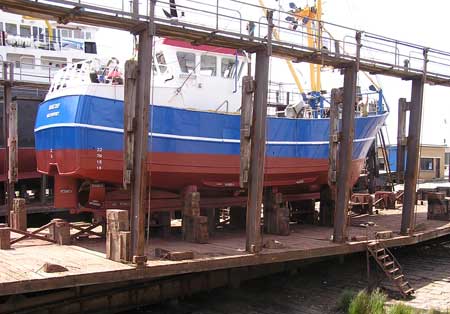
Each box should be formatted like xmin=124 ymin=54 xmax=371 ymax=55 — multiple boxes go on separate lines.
xmin=34 ymin=36 xmax=388 ymax=213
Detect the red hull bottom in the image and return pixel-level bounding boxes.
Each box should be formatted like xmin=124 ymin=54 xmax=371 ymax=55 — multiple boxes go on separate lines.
xmin=37 ymin=150 xmax=364 ymax=192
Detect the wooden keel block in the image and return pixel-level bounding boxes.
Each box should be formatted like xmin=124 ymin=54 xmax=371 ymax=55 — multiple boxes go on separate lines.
xmin=183 ymin=192 xmax=200 ymax=216
xmin=51 ymin=219 xmax=71 ymax=245
xmin=264 ymin=191 xmax=290 ymax=236
xmin=106 ymin=210 xmax=130 ymax=262
xmin=11 ymin=198 xmax=27 ymax=231
xmin=119 ymin=231 xmax=131 ymax=262
xmin=183 ymin=215 xmax=209 ymax=243
xmin=0 ymin=228 xmax=11 ymax=249
xmin=106 ymin=209 xmax=130 ymax=232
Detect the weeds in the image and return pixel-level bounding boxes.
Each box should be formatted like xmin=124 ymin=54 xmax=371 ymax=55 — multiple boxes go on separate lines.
xmin=388 ymin=303 xmax=416 ymax=314
xmin=347 ymin=289 xmax=387 ymax=314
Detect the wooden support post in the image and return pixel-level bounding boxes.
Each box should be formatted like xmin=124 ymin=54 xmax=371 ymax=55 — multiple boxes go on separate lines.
xmin=401 ymin=78 xmax=425 ymax=235
xmin=3 ymin=62 xmax=14 ymax=226
xmin=333 ymin=64 xmax=357 ymax=243
xmin=240 ymin=75 xmax=254 ymax=189
xmin=397 ymin=98 xmax=408 ymax=184
xmin=245 ymin=48 xmax=270 ymax=253
xmin=263 ymin=190 xmax=290 ymax=236
xmin=8 ymin=100 xmax=17 ymax=186
xmin=127 ymin=0 xmax=156 ymax=265
xmin=10 ymin=198 xmax=26 ymax=231
xmin=106 ymin=209 xmax=131 ymax=262
xmin=50 ymin=219 xmax=71 ymax=245
xmin=0 ymin=228 xmax=10 ymax=249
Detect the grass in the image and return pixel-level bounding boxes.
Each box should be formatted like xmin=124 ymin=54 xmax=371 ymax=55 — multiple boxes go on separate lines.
xmin=342 ymin=289 xmax=448 ymax=314
xmin=388 ymin=303 xmax=416 ymax=314
xmin=347 ymin=289 xmax=387 ymax=314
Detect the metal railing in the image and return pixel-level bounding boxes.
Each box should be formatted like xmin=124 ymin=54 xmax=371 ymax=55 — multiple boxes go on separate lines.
xmin=0 ymin=59 xmax=58 ymax=84
xmin=26 ymin=0 xmax=450 ymax=84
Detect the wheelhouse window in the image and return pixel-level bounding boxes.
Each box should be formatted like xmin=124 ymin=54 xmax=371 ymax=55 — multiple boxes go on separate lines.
xmin=176 ymin=51 xmax=195 ymax=73
xmin=19 ymin=25 xmax=31 ymax=38
xmin=420 ymin=158 xmax=434 ymax=171
xmin=85 ymin=31 xmax=92 ymax=40
xmin=5 ymin=23 xmax=17 ymax=36
xmin=221 ymin=57 xmax=237 ymax=78
xmin=200 ymin=55 xmax=216 ymax=76
xmin=156 ymin=52 xmax=167 ymax=73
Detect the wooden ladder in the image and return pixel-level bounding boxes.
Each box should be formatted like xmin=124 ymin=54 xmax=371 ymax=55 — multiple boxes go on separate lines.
xmin=367 ymin=241 xmax=414 ymax=298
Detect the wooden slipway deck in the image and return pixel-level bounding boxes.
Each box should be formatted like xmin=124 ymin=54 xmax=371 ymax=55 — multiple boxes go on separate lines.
xmin=1 ymin=206 xmax=450 ymax=296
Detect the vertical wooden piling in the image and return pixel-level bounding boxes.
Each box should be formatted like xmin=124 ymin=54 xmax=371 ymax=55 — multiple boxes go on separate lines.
xmin=128 ymin=0 xmax=156 ymax=265
xmin=3 ymin=62 xmax=14 ymax=225
xmin=245 ymin=48 xmax=270 ymax=253
xmin=401 ymin=78 xmax=425 ymax=235
xmin=239 ymin=75 xmax=254 ymax=189
xmin=397 ymin=98 xmax=408 ymax=184
xmin=333 ymin=64 xmax=357 ymax=243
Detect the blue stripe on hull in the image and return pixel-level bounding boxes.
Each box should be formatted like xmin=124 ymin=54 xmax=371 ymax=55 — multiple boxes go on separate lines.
xmin=35 ymin=94 xmax=387 ymax=160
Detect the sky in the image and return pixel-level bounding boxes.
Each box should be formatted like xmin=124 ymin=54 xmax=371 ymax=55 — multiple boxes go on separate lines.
xmin=93 ymin=0 xmax=450 ymax=146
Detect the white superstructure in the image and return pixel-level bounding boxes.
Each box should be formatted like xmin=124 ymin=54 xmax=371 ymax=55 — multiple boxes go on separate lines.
xmin=0 ymin=11 xmax=98 ymax=83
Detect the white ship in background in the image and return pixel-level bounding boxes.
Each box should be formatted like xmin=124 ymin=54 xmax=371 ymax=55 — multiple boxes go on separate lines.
xmin=0 ymin=11 xmax=98 ymax=83
xmin=0 ymin=10 xmax=99 ymax=198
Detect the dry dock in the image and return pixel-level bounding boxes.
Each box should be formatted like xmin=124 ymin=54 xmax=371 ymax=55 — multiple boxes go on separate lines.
xmin=1 ymin=205 xmax=449 ymax=298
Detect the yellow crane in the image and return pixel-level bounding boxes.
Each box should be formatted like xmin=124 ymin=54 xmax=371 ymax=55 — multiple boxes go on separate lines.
xmin=258 ymin=0 xmax=305 ymax=94
xmin=22 ymin=16 xmax=53 ymax=43
xmin=287 ymin=0 xmax=322 ymax=92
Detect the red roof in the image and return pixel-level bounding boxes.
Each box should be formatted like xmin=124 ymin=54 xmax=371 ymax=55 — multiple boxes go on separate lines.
xmin=162 ymin=38 xmax=241 ymax=56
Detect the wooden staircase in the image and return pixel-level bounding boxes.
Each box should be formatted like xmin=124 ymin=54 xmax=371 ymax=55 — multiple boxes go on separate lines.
xmin=367 ymin=241 xmax=415 ymax=298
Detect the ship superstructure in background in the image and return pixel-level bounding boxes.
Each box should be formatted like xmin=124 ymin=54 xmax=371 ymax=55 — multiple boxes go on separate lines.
xmin=0 ymin=10 xmax=98 ymax=201
xmin=34 ymin=36 xmax=388 ymax=215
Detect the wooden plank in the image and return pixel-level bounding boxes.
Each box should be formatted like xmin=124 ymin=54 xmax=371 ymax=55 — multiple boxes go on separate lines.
xmin=0 ymin=207 xmax=449 ymax=296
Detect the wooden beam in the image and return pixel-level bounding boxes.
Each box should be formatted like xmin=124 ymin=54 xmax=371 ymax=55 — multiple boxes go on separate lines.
xmin=333 ymin=64 xmax=357 ymax=243
xmin=396 ymin=98 xmax=408 ymax=184
xmin=245 ymin=48 xmax=269 ymax=253
xmin=2 ymin=62 xmax=13 ymax=226
xmin=401 ymin=78 xmax=425 ymax=235
xmin=130 ymin=0 xmax=156 ymax=265
xmin=239 ymin=76 xmax=254 ymax=189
